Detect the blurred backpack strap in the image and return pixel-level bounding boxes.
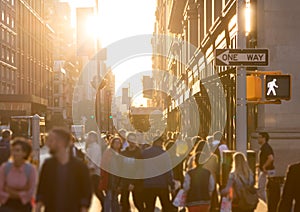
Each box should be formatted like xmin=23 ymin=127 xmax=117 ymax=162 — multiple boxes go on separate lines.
xmin=24 ymin=163 xmax=32 ymax=180
xmin=4 ymin=161 xmax=32 ymax=181
xmin=4 ymin=161 xmax=13 ymax=177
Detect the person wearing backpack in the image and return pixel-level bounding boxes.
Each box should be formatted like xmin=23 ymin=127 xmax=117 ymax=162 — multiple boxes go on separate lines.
xmin=0 ymin=129 xmax=12 ymax=165
xmin=183 ymin=151 xmax=216 ymax=212
xmin=221 ymin=152 xmax=258 ymax=212
xmin=0 ymin=137 xmax=37 ymax=212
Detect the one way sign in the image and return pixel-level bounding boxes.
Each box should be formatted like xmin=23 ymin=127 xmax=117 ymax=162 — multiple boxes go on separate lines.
xmin=215 ymin=49 xmax=269 ymax=66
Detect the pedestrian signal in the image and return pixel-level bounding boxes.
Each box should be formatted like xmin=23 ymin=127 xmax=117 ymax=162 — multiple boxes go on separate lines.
xmin=265 ymin=75 xmax=291 ymax=100
xmin=247 ymin=76 xmax=262 ymax=100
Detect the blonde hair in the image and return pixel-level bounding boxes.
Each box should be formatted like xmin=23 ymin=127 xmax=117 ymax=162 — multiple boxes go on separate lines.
xmin=231 ymin=152 xmax=253 ymax=180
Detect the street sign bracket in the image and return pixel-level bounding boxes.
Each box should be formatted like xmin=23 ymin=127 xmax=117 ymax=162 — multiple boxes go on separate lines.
xmin=247 ymin=99 xmax=281 ymax=104
xmin=246 ymin=70 xmax=282 ymax=75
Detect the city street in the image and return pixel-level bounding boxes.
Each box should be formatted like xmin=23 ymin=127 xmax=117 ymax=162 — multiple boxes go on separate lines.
xmin=1 ymin=0 xmax=300 ymax=211
xmin=39 ymin=147 xmax=269 ymax=212
xmin=88 ymin=193 xmax=268 ymax=211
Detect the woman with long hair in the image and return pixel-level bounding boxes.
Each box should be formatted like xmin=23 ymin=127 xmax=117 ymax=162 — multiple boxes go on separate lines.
xmin=221 ymin=152 xmax=256 ymax=212
xmin=85 ymin=131 xmax=105 ymax=210
xmin=0 ymin=138 xmax=37 ymax=212
xmin=99 ymin=136 xmax=122 ymax=212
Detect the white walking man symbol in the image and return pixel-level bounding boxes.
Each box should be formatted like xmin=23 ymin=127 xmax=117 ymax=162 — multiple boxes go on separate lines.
xmin=267 ymin=79 xmax=279 ymax=96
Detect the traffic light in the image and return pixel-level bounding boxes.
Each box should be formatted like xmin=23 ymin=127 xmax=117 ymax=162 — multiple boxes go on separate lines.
xmin=90 ymin=115 xmax=95 ymax=119
xmin=265 ymin=75 xmax=291 ymax=100
xmin=109 ymin=115 xmax=113 ymax=119
xmin=247 ymin=75 xmax=262 ymax=100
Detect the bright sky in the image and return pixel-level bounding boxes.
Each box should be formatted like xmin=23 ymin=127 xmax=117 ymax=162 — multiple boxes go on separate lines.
xmin=62 ymin=0 xmax=156 ymax=106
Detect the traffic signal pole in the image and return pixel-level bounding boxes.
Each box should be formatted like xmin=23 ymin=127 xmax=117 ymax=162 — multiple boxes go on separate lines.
xmin=32 ymin=114 xmax=40 ymax=166
xmin=95 ymin=0 xmax=101 ymax=130
xmin=236 ymin=0 xmax=247 ymax=153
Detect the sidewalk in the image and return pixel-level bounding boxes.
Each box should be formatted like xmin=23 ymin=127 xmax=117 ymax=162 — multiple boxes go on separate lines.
xmin=89 ymin=194 xmax=162 ymax=212
xmin=89 ymin=195 xmax=268 ymax=212
xmin=255 ymin=199 xmax=268 ymax=212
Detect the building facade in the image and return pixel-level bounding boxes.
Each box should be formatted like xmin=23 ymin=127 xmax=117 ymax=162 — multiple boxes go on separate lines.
xmin=45 ymin=1 xmax=81 ymax=127
xmin=0 ymin=0 xmax=54 ymax=125
xmin=0 ymin=0 xmax=18 ymax=123
xmin=153 ymin=0 xmax=300 ymax=174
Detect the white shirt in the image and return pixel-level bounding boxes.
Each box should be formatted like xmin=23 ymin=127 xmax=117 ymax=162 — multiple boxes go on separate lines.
xmin=85 ymin=142 xmax=102 ymax=176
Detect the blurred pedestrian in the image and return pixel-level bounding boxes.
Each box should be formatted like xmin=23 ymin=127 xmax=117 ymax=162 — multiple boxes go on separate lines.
xmin=221 ymin=152 xmax=256 ymax=212
xmin=142 ymin=136 xmax=175 ymax=212
xmin=100 ymin=136 xmax=122 ymax=212
xmin=211 ymin=131 xmax=223 ymax=163
xmin=277 ymin=161 xmax=300 ymax=211
xmin=118 ymin=129 xmax=128 ymax=151
xmin=183 ymin=151 xmax=215 ymax=212
xmin=0 ymin=138 xmax=37 ymax=212
xmin=70 ymin=134 xmax=85 ymax=161
xmin=193 ymin=140 xmax=219 ymax=212
xmin=35 ymin=128 xmax=92 ymax=212
xmin=165 ymin=140 xmax=185 ymax=211
xmin=0 ymin=129 xmax=12 ymax=165
xmin=120 ymin=132 xmax=144 ymax=212
xmin=257 ymin=132 xmax=275 ymax=202
xmin=85 ymin=131 xmax=105 ymax=211
xmin=165 ymin=141 xmax=184 ymax=186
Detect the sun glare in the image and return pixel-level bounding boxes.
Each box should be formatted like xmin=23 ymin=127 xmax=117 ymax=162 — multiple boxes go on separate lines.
xmin=65 ymin=0 xmax=156 ymax=106
xmin=85 ymin=15 xmax=102 ymax=40
xmin=245 ymin=0 xmax=251 ymax=36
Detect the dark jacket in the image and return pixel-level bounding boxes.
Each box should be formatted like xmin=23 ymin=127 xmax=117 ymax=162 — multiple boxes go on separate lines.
xmin=186 ymin=166 xmax=211 ymax=205
xmin=259 ymin=142 xmax=275 ymax=171
xmin=36 ymin=157 xmax=92 ymax=212
xmin=0 ymin=139 xmax=10 ymax=165
xmin=120 ymin=146 xmax=142 ymax=188
xmin=278 ymin=162 xmax=300 ymax=212
xmin=99 ymin=148 xmax=121 ymax=191
xmin=142 ymin=145 xmax=174 ymax=189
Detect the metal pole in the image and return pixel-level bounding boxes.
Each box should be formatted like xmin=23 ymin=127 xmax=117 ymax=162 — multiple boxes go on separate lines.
xmin=95 ymin=0 xmax=101 ymax=131
xmin=95 ymin=0 xmax=100 ymax=79
xmin=236 ymin=0 xmax=247 ymax=153
xmin=32 ymin=114 xmax=40 ymax=166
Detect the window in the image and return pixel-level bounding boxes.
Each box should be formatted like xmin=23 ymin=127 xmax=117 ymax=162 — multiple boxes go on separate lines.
xmin=6 ymin=32 xmax=9 ymax=43
xmin=54 ymin=98 xmax=59 ymax=107
xmin=8 ymin=69 xmax=11 ymax=81
xmin=2 ymin=47 xmax=4 ymax=59
xmin=11 ymin=18 xmax=14 ymax=28
xmin=6 ymin=49 xmax=9 ymax=61
xmin=11 ymin=52 xmax=14 ymax=64
xmin=11 ymin=35 xmax=14 ymax=46
xmin=54 ymin=84 xmax=59 ymax=93
xmin=1 ymin=66 xmax=4 ymax=79
xmin=6 ymin=68 xmax=9 ymax=80
xmin=6 ymin=15 xmax=9 ymax=25
xmin=12 ymin=0 xmax=14 ymax=6
xmin=1 ymin=11 xmax=4 ymax=22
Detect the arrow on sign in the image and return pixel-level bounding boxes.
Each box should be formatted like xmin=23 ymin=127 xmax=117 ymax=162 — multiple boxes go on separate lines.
xmin=217 ymin=50 xmax=266 ymax=65
xmin=215 ymin=49 xmax=269 ymax=66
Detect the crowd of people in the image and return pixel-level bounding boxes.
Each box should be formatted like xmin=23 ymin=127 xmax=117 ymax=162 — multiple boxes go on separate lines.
xmin=0 ymin=127 xmax=299 ymax=211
